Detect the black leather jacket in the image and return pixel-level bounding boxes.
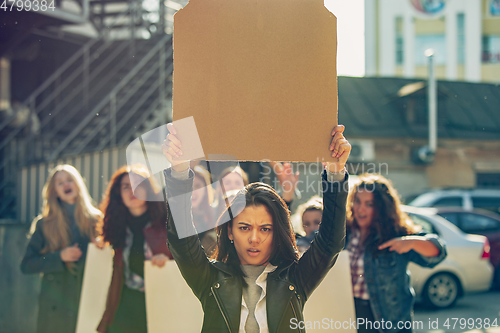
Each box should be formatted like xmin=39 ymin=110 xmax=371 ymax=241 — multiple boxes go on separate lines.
xmin=164 ymin=169 xmax=348 ymax=333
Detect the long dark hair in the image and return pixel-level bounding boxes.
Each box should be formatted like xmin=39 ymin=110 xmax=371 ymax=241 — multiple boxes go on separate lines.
xmin=99 ymin=165 xmax=168 ymax=249
xmin=211 ymin=182 xmax=299 ymax=278
xmin=346 ymin=173 xmax=420 ymax=253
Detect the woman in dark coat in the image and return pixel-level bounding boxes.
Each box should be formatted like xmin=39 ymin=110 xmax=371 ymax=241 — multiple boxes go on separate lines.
xmin=161 ymin=123 xmax=351 ymax=333
xmin=97 ymin=164 xmax=173 ymax=333
xmin=21 ymin=164 xmax=102 ymax=333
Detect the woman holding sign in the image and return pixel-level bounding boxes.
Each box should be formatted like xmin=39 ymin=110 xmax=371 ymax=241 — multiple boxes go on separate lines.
xmin=97 ymin=165 xmax=173 ymax=333
xmin=346 ymin=174 xmax=446 ymax=333
xmin=21 ymin=164 xmax=102 ymax=333
xmin=162 ymin=123 xmax=350 ymax=333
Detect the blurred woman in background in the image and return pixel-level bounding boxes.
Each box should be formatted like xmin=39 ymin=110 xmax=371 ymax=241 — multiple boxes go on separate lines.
xmin=97 ymin=164 xmax=173 ymax=333
xmin=293 ymin=195 xmax=323 ymax=254
xmin=346 ymin=173 xmax=446 ymax=333
xmin=21 ymin=164 xmax=102 ymax=333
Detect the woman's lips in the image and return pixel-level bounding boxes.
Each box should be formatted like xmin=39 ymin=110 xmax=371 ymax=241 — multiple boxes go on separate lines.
xmin=247 ymin=249 xmax=260 ymax=257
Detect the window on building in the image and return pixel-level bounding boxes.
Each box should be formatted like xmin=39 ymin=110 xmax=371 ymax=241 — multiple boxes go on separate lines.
xmin=490 ymin=0 xmax=500 ymax=16
xmin=482 ymin=35 xmax=500 ymax=63
xmin=457 ymin=13 xmax=465 ymax=64
xmin=395 ymin=17 xmax=404 ymax=65
xmin=415 ymin=35 xmax=447 ymax=65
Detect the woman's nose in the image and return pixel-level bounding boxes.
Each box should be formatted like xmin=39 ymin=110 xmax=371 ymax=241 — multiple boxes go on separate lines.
xmin=249 ymin=230 xmax=260 ymax=244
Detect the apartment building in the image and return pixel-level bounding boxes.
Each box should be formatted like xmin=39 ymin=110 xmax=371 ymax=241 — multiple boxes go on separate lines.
xmin=365 ymin=0 xmax=500 ymax=82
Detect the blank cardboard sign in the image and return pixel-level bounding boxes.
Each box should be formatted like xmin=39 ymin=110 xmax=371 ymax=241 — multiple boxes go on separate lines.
xmin=173 ymin=0 xmax=337 ymax=162
xmin=303 ymin=251 xmax=356 ymax=332
xmin=76 ymin=244 xmax=113 ymax=333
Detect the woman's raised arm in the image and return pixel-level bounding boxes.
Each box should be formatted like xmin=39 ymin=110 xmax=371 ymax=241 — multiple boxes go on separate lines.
xmin=162 ymin=123 xmax=215 ymax=299
xmin=294 ymin=125 xmax=351 ymax=298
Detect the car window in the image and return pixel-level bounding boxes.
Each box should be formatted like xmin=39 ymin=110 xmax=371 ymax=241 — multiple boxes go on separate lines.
xmin=432 ymin=197 xmax=463 ymax=207
xmin=437 ymin=212 xmax=459 ymax=227
xmin=471 ymin=197 xmax=500 ymax=215
xmin=460 ymin=213 xmax=500 ymax=233
xmin=408 ymin=214 xmax=439 ymax=235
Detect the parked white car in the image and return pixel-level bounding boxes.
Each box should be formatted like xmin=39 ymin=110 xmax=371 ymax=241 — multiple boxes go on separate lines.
xmin=402 ymin=205 xmax=493 ymax=308
xmin=407 ymin=188 xmax=500 ymax=215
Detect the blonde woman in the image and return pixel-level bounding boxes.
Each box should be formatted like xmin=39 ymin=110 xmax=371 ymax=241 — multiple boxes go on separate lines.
xmin=21 ymin=164 xmax=102 ymax=333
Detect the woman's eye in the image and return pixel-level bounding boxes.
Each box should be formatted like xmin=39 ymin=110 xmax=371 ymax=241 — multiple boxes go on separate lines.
xmin=262 ymin=228 xmax=271 ymax=232
xmin=239 ymin=226 xmax=249 ymax=231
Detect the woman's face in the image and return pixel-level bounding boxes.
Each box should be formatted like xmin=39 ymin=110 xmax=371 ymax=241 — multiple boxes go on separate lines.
xmin=120 ymin=174 xmax=147 ymax=216
xmin=54 ymin=171 xmax=78 ymax=204
xmin=192 ymin=175 xmax=207 ymax=208
xmin=221 ymin=172 xmax=245 ymax=192
xmin=228 ymin=204 xmax=273 ymax=266
xmin=353 ymin=189 xmax=375 ymax=231
xmin=302 ymin=210 xmax=321 ymax=237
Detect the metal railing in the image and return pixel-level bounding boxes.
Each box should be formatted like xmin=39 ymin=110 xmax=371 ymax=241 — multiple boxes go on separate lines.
xmin=48 ymin=34 xmax=173 ymax=159
xmin=0 ymin=1 xmax=142 ymax=219
xmin=0 ymin=0 xmax=180 ymax=220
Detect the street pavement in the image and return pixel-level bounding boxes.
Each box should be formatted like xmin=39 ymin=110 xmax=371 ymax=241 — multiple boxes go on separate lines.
xmin=414 ymin=291 xmax=500 ymax=333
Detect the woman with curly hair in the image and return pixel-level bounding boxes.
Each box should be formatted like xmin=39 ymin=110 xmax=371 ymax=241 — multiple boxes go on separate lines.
xmin=346 ymin=174 xmax=446 ymax=333
xmin=21 ymin=164 xmax=102 ymax=333
xmin=97 ymin=164 xmax=173 ymax=333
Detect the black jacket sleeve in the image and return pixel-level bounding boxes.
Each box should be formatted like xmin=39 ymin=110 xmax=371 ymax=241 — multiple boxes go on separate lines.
xmin=294 ymin=171 xmax=348 ymax=300
xmin=164 ymin=168 xmax=215 ymax=299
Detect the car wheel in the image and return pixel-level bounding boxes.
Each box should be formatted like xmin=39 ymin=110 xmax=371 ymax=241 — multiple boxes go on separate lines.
xmin=423 ymin=273 xmax=459 ymax=308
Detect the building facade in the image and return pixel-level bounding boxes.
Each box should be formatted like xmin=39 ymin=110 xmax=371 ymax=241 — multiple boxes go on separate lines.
xmin=365 ymin=0 xmax=500 ymax=83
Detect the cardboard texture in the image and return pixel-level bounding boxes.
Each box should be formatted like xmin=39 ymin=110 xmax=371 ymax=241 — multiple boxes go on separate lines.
xmin=173 ymin=0 xmax=337 ymax=162
xmin=144 ymin=260 xmax=203 ymax=333
xmin=303 ymin=251 xmax=356 ymax=332
xmin=76 ymin=244 xmax=113 ymax=333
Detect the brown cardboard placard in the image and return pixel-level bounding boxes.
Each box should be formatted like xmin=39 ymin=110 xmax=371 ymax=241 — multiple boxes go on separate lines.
xmin=173 ymin=0 xmax=337 ymax=162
